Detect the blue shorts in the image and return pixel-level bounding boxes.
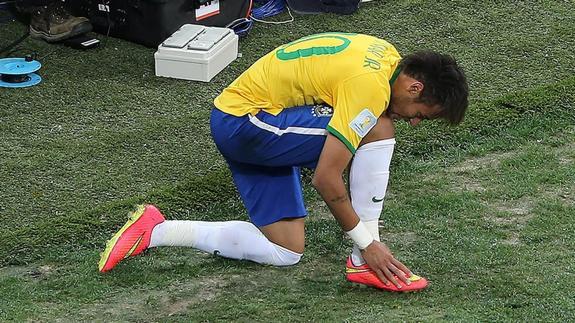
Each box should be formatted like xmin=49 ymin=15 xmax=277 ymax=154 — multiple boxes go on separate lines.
xmin=210 ymin=105 xmax=332 ymax=227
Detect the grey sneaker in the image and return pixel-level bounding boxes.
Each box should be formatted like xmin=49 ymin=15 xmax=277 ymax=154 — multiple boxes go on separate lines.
xmin=29 ymin=3 xmax=92 ymax=43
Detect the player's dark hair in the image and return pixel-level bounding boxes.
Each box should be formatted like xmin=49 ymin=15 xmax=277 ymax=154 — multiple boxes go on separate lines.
xmin=399 ymin=51 xmax=469 ymax=125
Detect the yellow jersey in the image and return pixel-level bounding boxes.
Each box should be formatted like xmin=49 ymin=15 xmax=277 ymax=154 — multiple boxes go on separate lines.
xmin=214 ymin=33 xmax=401 ymax=153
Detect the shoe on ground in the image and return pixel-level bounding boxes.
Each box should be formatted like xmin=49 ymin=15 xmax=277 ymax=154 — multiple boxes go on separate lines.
xmin=29 ymin=4 xmax=92 ymax=43
xmin=99 ymin=204 xmax=165 ymax=273
xmin=345 ymin=256 xmax=428 ymax=292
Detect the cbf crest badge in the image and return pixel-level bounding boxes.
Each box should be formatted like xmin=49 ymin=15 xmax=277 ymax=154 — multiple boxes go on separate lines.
xmin=311 ymin=104 xmax=334 ymax=117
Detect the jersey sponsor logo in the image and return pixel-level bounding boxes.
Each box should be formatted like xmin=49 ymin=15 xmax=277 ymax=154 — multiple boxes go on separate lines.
xmin=349 ymin=109 xmax=377 ymax=138
xmin=311 ymin=104 xmax=334 ymax=117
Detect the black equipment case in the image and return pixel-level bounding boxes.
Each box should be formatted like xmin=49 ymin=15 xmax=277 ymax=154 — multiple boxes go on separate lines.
xmin=67 ymin=0 xmax=252 ymax=47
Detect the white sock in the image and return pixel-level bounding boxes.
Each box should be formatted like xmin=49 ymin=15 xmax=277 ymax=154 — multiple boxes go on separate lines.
xmin=349 ymin=138 xmax=395 ymax=265
xmin=150 ymin=220 xmax=302 ymax=266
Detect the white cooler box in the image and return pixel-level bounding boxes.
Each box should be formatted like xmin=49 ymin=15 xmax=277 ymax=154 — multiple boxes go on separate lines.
xmin=154 ymin=24 xmax=238 ymax=82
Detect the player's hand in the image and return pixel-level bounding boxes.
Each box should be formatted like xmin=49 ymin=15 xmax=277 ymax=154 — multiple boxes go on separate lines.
xmin=360 ymin=241 xmax=413 ymax=288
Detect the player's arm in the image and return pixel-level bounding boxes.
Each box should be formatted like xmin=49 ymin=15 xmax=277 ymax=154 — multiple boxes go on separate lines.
xmin=312 ymin=134 xmax=412 ymax=287
xmin=312 ymin=134 xmax=357 ymax=230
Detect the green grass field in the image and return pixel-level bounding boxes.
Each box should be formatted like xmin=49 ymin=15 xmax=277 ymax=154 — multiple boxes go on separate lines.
xmin=1 ymin=0 xmax=574 ymax=321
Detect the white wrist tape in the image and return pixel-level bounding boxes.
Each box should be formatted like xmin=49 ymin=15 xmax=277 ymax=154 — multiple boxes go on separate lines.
xmin=346 ymin=221 xmax=374 ymax=250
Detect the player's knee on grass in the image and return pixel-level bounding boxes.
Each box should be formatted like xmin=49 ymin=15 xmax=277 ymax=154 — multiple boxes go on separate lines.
xmin=259 ymin=217 xmax=306 ymax=254
xmin=213 ymin=221 xmax=302 ymax=266
xmin=268 ymin=243 xmax=302 ymax=266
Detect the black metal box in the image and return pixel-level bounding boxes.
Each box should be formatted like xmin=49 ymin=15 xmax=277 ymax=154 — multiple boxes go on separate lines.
xmin=67 ymin=0 xmax=251 ymax=47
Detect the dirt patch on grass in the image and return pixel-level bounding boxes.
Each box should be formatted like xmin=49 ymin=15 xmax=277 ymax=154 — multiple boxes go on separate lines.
xmin=491 ymin=198 xmax=534 ymax=219
xmin=445 ymin=146 xmax=553 ymax=246
xmin=456 ymin=181 xmax=487 ymax=193
xmin=557 ymin=191 xmax=575 ymax=206
xmin=484 ymin=198 xmax=535 ymax=245
xmin=75 ymin=274 xmax=234 ymax=321
xmin=307 ymin=199 xmax=332 ymax=221
xmin=0 ymin=266 xmax=29 ymax=278
xmin=485 ymin=198 xmax=533 ymax=229
xmin=556 ymin=141 xmax=575 ymax=165
xmin=450 ymin=151 xmax=515 ymax=173
xmin=161 ymin=276 xmax=227 ymax=317
xmin=541 ymin=187 xmax=575 ymax=207
xmin=381 ymin=231 xmax=418 ymax=246
xmin=501 ymin=234 xmax=521 ymax=246
xmin=556 ymin=143 xmax=574 ymax=165
xmin=443 ymin=150 xmax=520 ymax=193
xmin=0 ymin=264 xmax=58 ymax=280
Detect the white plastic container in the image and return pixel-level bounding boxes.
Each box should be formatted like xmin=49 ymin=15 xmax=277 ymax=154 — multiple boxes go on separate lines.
xmin=154 ymin=24 xmax=238 ymax=82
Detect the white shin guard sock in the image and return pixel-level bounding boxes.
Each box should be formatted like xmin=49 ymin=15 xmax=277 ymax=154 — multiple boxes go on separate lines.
xmin=349 ymin=138 xmax=395 ymax=265
xmin=150 ymin=220 xmax=302 ymax=266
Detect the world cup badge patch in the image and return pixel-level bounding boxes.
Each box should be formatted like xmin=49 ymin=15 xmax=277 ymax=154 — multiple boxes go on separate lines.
xmin=311 ymin=104 xmax=334 ymax=117
xmin=349 ymin=108 xmax=377 ymax=138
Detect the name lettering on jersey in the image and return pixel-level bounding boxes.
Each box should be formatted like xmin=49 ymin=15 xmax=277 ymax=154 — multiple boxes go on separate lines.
xmin=363 ymin=57 xmax=381 ymax=70
xmin=363 ymin=40 xmax=391 ymax=71
xmin=367 ymin=42 xmax=388 ymax=58
xmin=349 ymin=109 xmax=377 ymax=138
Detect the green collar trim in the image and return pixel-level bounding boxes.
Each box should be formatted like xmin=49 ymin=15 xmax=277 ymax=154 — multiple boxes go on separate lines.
xmin=326 ymin=125 xmax=356 ymax=154
xmin=389 ymin=66 xmax=401 ymax=86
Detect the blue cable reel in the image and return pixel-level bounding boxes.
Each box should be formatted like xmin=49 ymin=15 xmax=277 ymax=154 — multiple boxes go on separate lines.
xmin=0 ymin=57 xmax=42 ymax=88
